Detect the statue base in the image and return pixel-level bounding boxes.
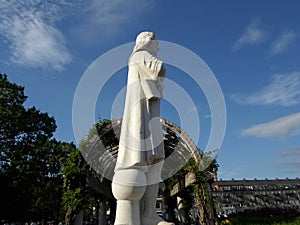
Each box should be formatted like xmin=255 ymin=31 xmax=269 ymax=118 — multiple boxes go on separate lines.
xmin=112 ymin=169 xmax=147 ymax=225
xmin=114 ymin=200 xmax=140 ymax=225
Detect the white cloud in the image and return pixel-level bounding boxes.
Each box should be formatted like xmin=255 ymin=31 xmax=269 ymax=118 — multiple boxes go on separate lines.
xmin=86 ymin=0 xmax=152 ymax=26
xmin=8 ymin=13 xmax=71 ymax=71
xmin=232 ymin=72 xmax=300 ymax=106
xmin=269 ymin=30 xmax=297 ymax=56
xmin=0 ymin=1 xmax=73 ymax=71
xmin=276 ymin=148 xmax=300 ymax=174
xmin=73 ymin=0 xmax=154 ymax=42
xmin=241 ymin=112 xmax=300 ymax=139
xmin=0 ymin=0 xmax=156 ymax=63
xmin=233 ymin=18 xmax=267 ymax=51
xmin=279 ymin=147 xmax=300 ymax=158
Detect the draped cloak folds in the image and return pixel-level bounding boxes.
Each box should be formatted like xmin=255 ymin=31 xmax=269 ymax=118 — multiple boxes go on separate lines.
xmin=115 ymin=50 xmax=166 ymax=172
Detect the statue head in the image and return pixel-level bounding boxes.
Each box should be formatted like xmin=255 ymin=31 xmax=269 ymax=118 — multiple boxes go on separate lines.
xmin=132 ymin=31 xmax=159 ymax=56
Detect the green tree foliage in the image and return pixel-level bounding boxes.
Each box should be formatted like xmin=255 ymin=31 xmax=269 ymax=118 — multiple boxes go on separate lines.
xmin=62 ymin=118 xmax=118 ymax=225
xmin=62 ymin=148 xmax=92 ymax=225
xmin=0 ymin=73 xmax=75 ymax=223
xmin=165 ymin=157 xmax=219 ymax=225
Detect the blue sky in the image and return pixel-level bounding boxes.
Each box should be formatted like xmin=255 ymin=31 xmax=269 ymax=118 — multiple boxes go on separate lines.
xmin=1 ymin=0 xmax=300 ymax=180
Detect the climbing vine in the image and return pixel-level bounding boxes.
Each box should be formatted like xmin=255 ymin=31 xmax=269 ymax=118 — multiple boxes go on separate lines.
xmin=165 ymin=157 xmax=219 ymax=225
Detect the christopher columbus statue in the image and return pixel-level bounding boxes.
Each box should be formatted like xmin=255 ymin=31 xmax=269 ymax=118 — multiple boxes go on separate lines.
xmin=112 ymin=32 xmax=173 ymax=225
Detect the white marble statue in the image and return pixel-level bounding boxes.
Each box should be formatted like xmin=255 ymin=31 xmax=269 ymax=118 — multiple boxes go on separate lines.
xmin=112 ymin=32 xmax=174 ymax=225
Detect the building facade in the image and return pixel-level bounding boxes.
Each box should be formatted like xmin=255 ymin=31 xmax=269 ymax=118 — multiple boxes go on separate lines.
xmin=211 ymin=178 xmax=300 ymax=216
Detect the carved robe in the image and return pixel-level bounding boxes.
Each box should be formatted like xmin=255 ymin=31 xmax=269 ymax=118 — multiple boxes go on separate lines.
xmin=115 ymin=50 xmax=166 ymax=172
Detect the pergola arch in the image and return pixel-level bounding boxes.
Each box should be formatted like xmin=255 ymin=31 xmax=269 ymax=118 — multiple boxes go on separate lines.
xmin=81 ymin=118 xmax=202 ymax=182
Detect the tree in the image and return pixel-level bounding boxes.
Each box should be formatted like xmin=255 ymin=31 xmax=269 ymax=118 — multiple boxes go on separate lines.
xmin=62 ymin=148 xmax=91 ymax=225
xmin=62 ymin=118 xmax=118 ymax=225
xmin=0 ymin=73 xmax=75 ymax=223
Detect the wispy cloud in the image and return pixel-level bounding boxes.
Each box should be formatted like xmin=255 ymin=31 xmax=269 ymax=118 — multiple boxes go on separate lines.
xmin=86 ymin=0 xmax=153 ymax=26
xmin=0 ymin=1 xmax=73 ymax=71
xmin=241 ymin=112 xmax=300 ymax=139
xmin=73 ymin=0 xmax=154 ymax=43
xmin=269 ymin=30 xmax=297 ymax=56
xmin=232 ymin=72 xmax=300 ymax=107
xmin=276 ymin=147 xmax=300 ymax=174
xmin=232 ymin=18 xmax=268 ymax=51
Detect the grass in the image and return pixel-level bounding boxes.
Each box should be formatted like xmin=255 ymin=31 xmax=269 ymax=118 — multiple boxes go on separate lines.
xmin=220 ymin=216 xmax=300 ymax=225
xmin=219 ymin=207 xmax=300 ymax=225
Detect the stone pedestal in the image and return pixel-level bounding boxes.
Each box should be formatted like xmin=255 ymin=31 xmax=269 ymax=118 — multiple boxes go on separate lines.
xmin=112 ymin=169 xmax=147 ymax=225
